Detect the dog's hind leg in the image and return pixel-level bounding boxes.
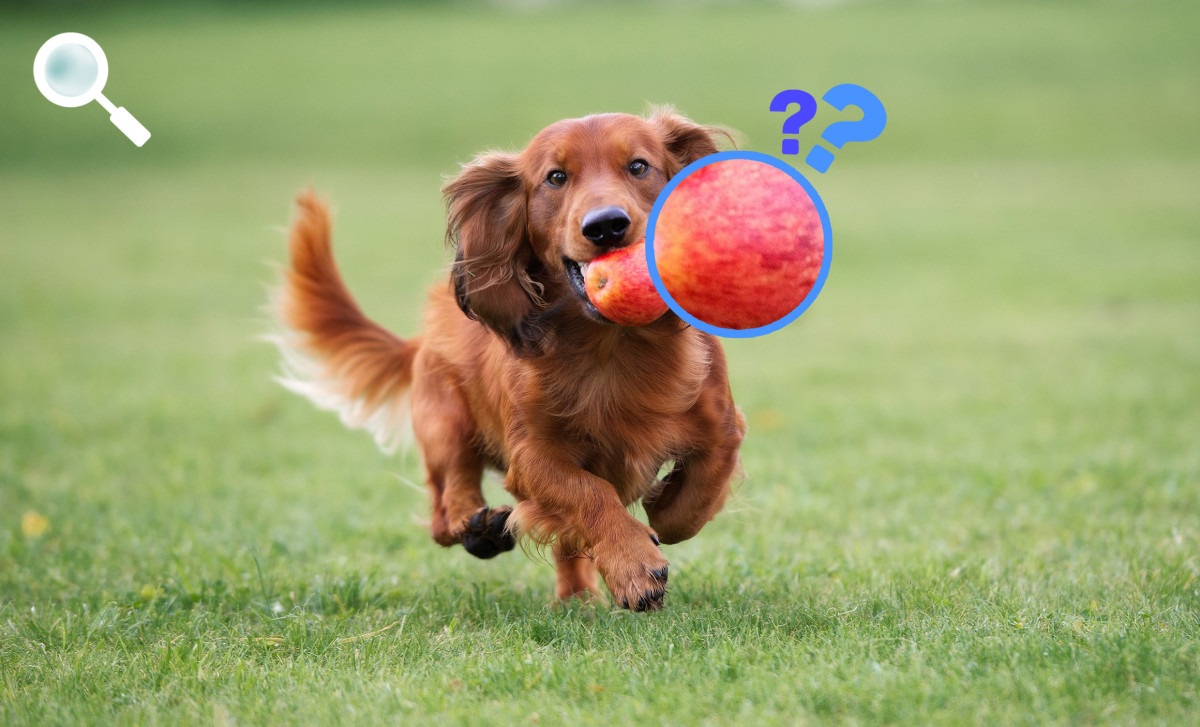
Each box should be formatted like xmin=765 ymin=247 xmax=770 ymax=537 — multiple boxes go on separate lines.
xmin=411 ymin=353 xmax=514 ymax=559
xmin=553 ymin=541 xmax=600 ymax=602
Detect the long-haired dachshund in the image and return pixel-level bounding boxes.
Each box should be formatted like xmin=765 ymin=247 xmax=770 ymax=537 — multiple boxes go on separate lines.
xmin=272 ymin=109 xmax=746 ymax=611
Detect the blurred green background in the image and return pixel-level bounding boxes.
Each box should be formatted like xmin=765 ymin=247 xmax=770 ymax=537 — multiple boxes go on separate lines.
xmin=2 ymin=1 xmax=1198 ymax=725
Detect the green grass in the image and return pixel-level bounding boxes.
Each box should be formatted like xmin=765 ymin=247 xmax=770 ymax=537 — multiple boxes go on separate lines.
xmin=2 ymin=1 xmax=1199 ymax=724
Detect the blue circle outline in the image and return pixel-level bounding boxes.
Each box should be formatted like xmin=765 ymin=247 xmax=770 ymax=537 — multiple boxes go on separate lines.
xmin=645 ymin=150 xmax=833 ymax=338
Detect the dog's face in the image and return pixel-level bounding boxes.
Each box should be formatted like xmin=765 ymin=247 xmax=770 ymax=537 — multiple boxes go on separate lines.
xmin=445 ymin=110 xmax=726 ymax=352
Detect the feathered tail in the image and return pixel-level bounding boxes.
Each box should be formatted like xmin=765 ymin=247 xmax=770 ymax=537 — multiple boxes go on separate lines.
xmin=267 ymin=191 xmax=418 ymax=453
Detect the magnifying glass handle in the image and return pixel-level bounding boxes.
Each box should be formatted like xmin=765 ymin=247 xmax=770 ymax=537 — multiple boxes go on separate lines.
xmin=109 ymin=107 xmax=150 ymax=147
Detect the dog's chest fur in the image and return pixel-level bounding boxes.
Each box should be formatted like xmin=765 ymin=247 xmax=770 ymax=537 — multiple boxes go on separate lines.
xmin=534 ymin=327 xmax=710 ymax=502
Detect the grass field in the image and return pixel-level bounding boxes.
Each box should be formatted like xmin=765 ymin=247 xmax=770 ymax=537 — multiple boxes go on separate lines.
xmin=2 ymin=1 xmax=1199 ymax=724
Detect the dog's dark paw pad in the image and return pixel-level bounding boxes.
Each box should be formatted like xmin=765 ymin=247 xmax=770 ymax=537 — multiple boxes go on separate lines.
xmin=486 ymin=508 xmax=511 ymax=540
xmin=461 ymin=507 xmax=515 ymax=560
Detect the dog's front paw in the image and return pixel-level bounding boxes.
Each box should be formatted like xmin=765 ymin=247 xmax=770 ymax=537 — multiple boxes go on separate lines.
xmin=460 ymin=506 xmax=516 ymax=559
xmin=596 ymin=532 xmax=670 ymax=612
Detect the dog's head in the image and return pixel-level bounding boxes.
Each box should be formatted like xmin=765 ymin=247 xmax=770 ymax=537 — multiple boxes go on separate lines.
xmin=444 ymin=109 xmax=730 ymax=354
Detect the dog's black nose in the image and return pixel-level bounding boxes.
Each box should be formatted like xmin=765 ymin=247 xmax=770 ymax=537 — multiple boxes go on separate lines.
xmin=581 ymin=206 xmax=631 ymax=245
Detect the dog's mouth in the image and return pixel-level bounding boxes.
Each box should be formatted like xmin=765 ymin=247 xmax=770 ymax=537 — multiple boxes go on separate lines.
xmin=562 ymin=257 xmax=614 ymax=324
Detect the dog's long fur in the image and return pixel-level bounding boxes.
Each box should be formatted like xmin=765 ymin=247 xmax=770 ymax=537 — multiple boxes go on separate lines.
xmin=272 ymin=109 xmax=746 ymax=610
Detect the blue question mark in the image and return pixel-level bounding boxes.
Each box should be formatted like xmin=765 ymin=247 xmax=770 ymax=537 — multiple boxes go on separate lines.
xmin=769 ymin=89 xmax=818 ymax=156
xmin=805 ymin=84 xmax=887 ymax=173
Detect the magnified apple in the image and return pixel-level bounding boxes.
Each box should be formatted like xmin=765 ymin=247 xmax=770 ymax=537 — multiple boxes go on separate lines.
xmin=653 ymin=158 xmax=824 ymax=331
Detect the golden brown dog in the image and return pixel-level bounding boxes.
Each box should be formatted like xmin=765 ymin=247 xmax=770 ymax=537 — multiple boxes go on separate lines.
xmin=272 ymin=109 xmax=746 ymax=611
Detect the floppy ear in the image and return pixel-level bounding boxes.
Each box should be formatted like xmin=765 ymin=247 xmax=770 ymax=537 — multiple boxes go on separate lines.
xmin=650 ymin=108 xmax=735 ymax=177
xmin=444 ymin=152 xmax=546 ymax=353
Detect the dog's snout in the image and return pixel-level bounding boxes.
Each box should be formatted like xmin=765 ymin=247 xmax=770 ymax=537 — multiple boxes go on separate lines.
xmin=581 ymin=206 xmax=631 ymax=246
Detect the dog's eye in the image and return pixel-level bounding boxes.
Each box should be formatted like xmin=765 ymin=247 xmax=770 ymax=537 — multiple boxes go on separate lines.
xmin=546 ymin=170 xmax=568 ymax=188
xmin=628 ymin=159 xmax=650 ymax=178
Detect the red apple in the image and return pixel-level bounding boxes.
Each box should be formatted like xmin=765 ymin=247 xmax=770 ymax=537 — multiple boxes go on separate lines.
xmin=653 ymin=158 xmax=824 ymax=330
xmin=583 ymin=239 xmax=668 ymax=326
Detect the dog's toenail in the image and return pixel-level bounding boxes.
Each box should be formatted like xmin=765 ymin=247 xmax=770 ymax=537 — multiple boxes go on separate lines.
xmin=468 ymin=509 xmax=487 ymax=531
xmin=650 ymin=534 xmax=660 ymax=546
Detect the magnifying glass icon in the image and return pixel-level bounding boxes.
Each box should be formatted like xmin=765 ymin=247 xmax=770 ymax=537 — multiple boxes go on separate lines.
xmin=33 ymin=32 xmax=151 ymax=147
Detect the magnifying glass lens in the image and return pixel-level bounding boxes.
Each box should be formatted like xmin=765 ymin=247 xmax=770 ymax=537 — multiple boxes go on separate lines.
xmin=45 ymin=43 xmax=98 ymax=98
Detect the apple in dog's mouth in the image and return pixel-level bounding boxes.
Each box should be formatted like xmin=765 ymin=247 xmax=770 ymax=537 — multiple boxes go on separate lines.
xmin=564 ymin=243 xmax=668 ymax=327
xmin=559 ymin=243 xmax=667 ymax=326
xmin=579 ymin=239 xmax=668 ymax=327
